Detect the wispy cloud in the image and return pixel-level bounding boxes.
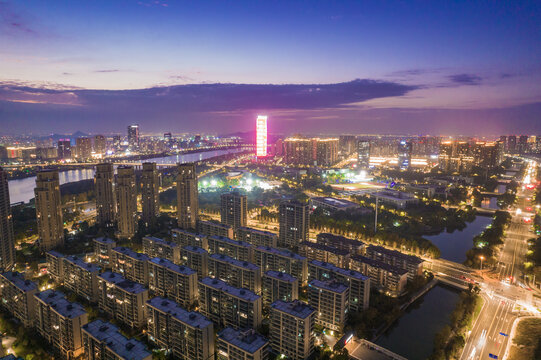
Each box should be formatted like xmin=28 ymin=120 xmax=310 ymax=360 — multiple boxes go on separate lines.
xmin=448 ymin=73 xmax=482 ymax=85
xmin=93 ymin=69 xmax=121 ymax=73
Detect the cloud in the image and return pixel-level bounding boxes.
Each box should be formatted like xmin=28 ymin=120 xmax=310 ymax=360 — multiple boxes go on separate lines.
xmin=448 ymin=73 xmax=482 ymax=85
xmin=94 ymin=69 xmax=121 ymax=73
xmin=0 ymin=1 xmax=37 ymax=36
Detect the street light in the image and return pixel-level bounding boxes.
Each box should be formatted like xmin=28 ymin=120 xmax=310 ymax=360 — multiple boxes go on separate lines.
xmin=479 ymin=256 xmax=484 ymax=271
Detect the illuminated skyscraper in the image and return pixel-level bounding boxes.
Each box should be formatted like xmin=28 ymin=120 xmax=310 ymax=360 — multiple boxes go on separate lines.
xmin=177 ymin=163 xmax=198 ymax=230
xmin=95 ymin=163 xmax=116 ymax=227
xmin=75 ymin=137 xmax=92 ymax=160
xmin=35 ymin=170 xmax=64 ymax=250
xmin=127 ymin=125 xmax=139 ymax=149
xmin=397 ymin=140 xmax=412 ymax=170
xmin=256 ymin=115 xmax=268 ymax=157
xmin=220 ymin=190 xmax=247 ymax=230
xmin=93 ymin=135 xmax=106 ymax=155
xmin=141 ymin=162 xmax=160 ymax=227
xmin=116 ymin=166 xmax=137 ymax=239
xmin=357 ymin=140 xmax=370 ymax=169
xmin=0 ymin=167 xmax=15 ymax=270
xmin=57 ymin=139 xmax=71 ymax=160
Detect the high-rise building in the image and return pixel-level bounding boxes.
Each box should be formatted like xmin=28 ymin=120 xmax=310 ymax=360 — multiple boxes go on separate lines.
xmin=472 ymin=141 xmax=504 ymax=169
xmin=0 ymin=272 xmax=37 ymax=327
xmin=93 ymin=135 xmax=106 ymax=155
xmin=116 ymin=166 xmax=137 ymax=239
xmin=269 ymin=300 xmax=315 ymax=360
xmin=0 ymin=167 xmax=15 ymax=271
xmin=208 ymin=254 xmax=261 ymax=294
xmin=308 ymin=279 xmax=349 ymax=331
xmin=499 ymin=135 xmax=508 ymax=152
xmin=62 ymin=254 xmax=101 ymax=302
xmin=181 ymin=245 xmax=209 ymax=279
xmin=278 ymin=201 xmax=310 ymax=248
xmin=141 ymin=162 xmax=159 ymax=227
xmin=518 ymin=135 xmax=528 ymax=154
xmin=147 ymin=258 xmax=198 ymax=308
xmin=397 ymin=139 xmax=412 ymax=170
xmin=357 ymin=140 xmax=370 ymax=169
xmin=128 ymin=125 xmax=140 ymax=149
xmin=208 ymin=235 xmax=254 ymax=262
xmin=217 ymin=327 xmax=269 ymax=360
xmin=113 ymin=135 xmax=121 ymax=150
xmin=111 ymin=247 xmax=150 ymax=285
xmin=177 ymin=163 xmax=198 ymax=230
xmin=220 ymin=191 xmax=247 ymax=230
xmin=283 ymin=137 xmax=314 ymax=165
xmin=315 ymin=138 xmax=339 ymax=166
xmin=262 ymin=270 xmax=298 ymax=307
xmin=256 ymin=115 xmax=268 ymax=158
xmin=142 ymin=236 xmax=180 ymax=263
xmin=76 ymin=137 xmax=92 ymax=160
xmin=95 ymin=163 xmax=116 ymax=227
xmin=35 ymin=170 xmax=64 ymax=250
xmin=236 ymin=227 xmax=277 ymax=248
xmin=508 ymin=135 xmax=517 ymax=154
xmin=339 ymin=135 xmax=357 ymax=155
xmin=93 ymin=237 xmax=116 ymax=268
xmin=57 ymin=139 xmax=71 ymax=160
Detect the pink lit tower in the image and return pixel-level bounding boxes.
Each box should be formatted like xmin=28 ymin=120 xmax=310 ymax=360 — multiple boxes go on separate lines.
xmin=256 ymin=115 xmax=267 ymax=158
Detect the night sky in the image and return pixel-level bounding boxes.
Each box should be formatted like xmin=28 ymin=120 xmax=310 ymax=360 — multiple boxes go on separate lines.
xmin=1 ymin=0 xmax=540 ymax=135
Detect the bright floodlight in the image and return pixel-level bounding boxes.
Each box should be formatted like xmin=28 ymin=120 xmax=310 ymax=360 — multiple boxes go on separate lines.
xmin=256 ymin=115 xmax=267 ymax=157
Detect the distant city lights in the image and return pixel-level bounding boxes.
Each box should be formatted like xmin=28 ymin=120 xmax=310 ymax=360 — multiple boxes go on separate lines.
xmin=256 ymin=115 xmax=268 ymax=157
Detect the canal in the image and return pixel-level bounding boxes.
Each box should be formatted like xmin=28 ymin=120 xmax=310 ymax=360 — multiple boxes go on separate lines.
xmin=375 ymin=284 xmax=462 ymax=360
xmin=8 ymin=148 xmax=244 ymax=204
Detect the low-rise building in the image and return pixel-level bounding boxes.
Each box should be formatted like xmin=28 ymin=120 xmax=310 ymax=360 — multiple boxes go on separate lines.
xmin=199 ymin=277 xmax=262 ymax=330
xmin=81 ymin=319 xmax=152 ymax=360
xmin=181 ymin=246 xmax=209 ymax=279
xmin=0 ymin=272 xmax=37 ymax=327
xmin=93 ymin=237 xmax=116 ymax=268
xmin=34 ymin=290 xmax=88 ymax=359
xmin=316 ymin=233 xmax=365 ymax=255
xmin=208 ymin=254 xmax=261 ymax=294
xmin=171 ymin=228 xmax=208 ymax=250
xmin=142 ymin=236 xmax=180 ymax=264
xmin=63 ymin=255 xmax=101 ymax=302
xmin=148 ymin=257 xmax=197 ymax=308
xmin=350 ymin=254 xmax=408 ymax=297
xmin=262 ymin=271 xmax=298 ymax=307
xmin=298 ymin=241 xmax=350 ymax=268
xmin=208 ymin=235 xmax=254 ymax=262
xmin=111 ymin=247 xmax=150 ymax=285
xmin=308 ymin=280 xmax=349 ymax=332
xmin=366 ymin=189 xmax=419 ymax=209
xmin=197 ymin=220 xmax=234 ymax=239
xmin=146 ymin=297 xmax=215 ymax=360
xmin=97 ymin=272 xmax=148 ymax=328
xmin=253 ymin=246 xmax=308 ymax=284
xmin=310 ymin=196 xmax=361 ymax=215
xmin=269 ymin=300 xmax=315 ymax=360
xmin=236 ymin=227 xmax=277 ymax=248
xmin=217 ymin=327 xmax=269 ymax=360
xmin=365 ymin=245 xmax=424 ymax=280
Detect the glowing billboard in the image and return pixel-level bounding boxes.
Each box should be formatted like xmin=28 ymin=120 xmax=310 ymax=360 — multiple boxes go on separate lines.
xmin=256 ymin=115 xmax=267 ymax=157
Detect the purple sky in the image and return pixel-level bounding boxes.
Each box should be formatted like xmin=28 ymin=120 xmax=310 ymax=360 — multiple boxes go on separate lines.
xmin=1 ymin=0 xmax=541 ymax=135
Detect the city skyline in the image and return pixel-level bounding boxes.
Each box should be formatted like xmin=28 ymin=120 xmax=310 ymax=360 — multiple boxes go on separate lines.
xmin=1 ymin=1 xmax=541 ymax=135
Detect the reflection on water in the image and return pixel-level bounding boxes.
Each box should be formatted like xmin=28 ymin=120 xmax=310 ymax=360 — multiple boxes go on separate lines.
xmin=375 ymin=285 xmax=461 ymax=360
xmin=8 ymin=148 xmax=244 ymax=204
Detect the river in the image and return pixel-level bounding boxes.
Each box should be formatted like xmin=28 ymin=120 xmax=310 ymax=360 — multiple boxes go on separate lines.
xmin=424 ymin=215 xmax=493 ymax=263
xmin=8 ymin=148 xmax=244 ymax=204
xmin=375 ymin=284 xmax=461 ymax=360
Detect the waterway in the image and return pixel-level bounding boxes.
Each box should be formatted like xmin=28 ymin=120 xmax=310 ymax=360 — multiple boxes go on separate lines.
xmin=424 ymin=216 xmax=493 ymax=263
xmin=8 ymin=148 xmax=244 ymax=204
xmin=375 ymin=284 xmax=462 ymax=360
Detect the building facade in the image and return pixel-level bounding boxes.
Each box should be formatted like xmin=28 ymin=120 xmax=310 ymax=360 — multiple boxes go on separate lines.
xmin=177 ymin=163 xmax=198 ymax=230
xmin=278 ymin=201 xmax=310 ymax=248
xmin=35 ymin=170 xmax=64 ymax=250
xmin=141 ymin=162 xmax=159 ymax=227
xmin=116 ymin=166 xmax=137 ymax=239
xmin=0 ymin=167 xmax=15 ymax=270
xmin=94 ymin=163 xmax=116 ymax=227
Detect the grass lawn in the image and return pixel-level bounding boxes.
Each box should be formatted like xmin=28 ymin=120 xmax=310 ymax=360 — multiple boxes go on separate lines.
xmin=508 ymin=318 xmax=541 ymax=360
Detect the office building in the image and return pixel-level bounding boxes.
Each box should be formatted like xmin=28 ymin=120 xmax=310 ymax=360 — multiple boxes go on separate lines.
xmin=236 ymin=227 xmax=277 ymax=248
xmin=148 ymin=258 xmax=197 ymax=307
xmin=269 ymin=300 xmax=315 ymax=360
xmin=147 ymin=297 xmax=215 ymax=360
xmin=76 ymin=137 xmax=92 ymax=160
xmin=0 ymin=167 xmax=15 ymax=270
xmin=316 ymin=233 xmax=365 ymax=255
xmin=177 ymin=163 xmax=198 ymax=230
xmin=127 ymin=125 xmax=139 ymax=149
xmin=278 ymin=201 xmax=309 ymax=248
xmin=308 ymin=260 xmax=370 ymax=312
xmin=63 ymin=255 xmax=101 ymax=302
xmin=350 ymin=254 xmax=408 ymax=297
xmin=142 ymin=236 xmax=180 ymax=264
xmin=181 ymin=246 xmax=209 ymax=279
xmin=298 ymin=241 xmax=350 ymax=269
xmin=365 ymin=245 xmax=424 ymax=280
xmin=34 ymin=290 xmax=88 ymax=359
xmin=262 ymin=271 xmax=298 ymax=307
xmin=208 ymin=235 xmax=254 ymax=262
xmin=116 ymin=166 xmax=137 ymax=239
xmin=256 ymin=115 xmax=268 ymax=158
xmin=97 ymin=271 xmax=148 ymax=328
xmin=35 ymin=170 xmax=64 ymax=250
xmin=93 ymin=135 xmax=106 ymax=155
xmin=111 ymin=247 xmax=150 ymax=285
xmin=397 ymin=139 xmax=412 ymax=170
xmin=254 ymin=246 xmax=308 ymax=283
xmin=81 ymin=319 xmax=152 ymax=360
xmin=197 ymin=220 xmax=234 ymax=238
xmin=308 ymin=279 xmax=349 ymax=332
xmin=208 ymin=254 xmax=261 ymax=294
xmin=199 ymin=277 xmax=262 ymax=330
xmin=218 ymin=327 xmax=269 ymax=360
xmin=141 ymin=162 xmax=159 ymax=227
xmin=0 ymin=272 xmax=37 ymax=327
xmin=57 ymin=139 xmax=72 ymax=159
xmin=220 ymin=191 xmax=247 ymax=230
xmin=95 ymin=163 xmax=116 ymax=227
xmin=93 ymin=237 xmax=116 ymax=268
xmin=357 ymin=140 xmax=370 ymax=169
xmin=172 ymin=228 xmax=208 ymax=250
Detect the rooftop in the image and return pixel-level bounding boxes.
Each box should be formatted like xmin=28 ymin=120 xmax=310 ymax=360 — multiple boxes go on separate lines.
xmin=98 ymin=271 xmax=147 ymax=294
xmin=35 ymin=290 xmax=87 ymax=318
xmin=182 ymin=245 xmax=208 ymax=254
xmin=143 ymin=236 xmax=178 ymax=248
xmin=113 ymin=247 xmax=150 ymax=261
xmin=299 ymin=241 xmax=349 ymax=256
xmin=255 ymin=246 xmax=306 ymax=261
xmin=271 ymin=300 xmax=315 ymax=319
xmin=311 ymin=196 xmax=361 ymax=209
xmin=65 ymin=255 xmax=101 ymax=273
xmin=199 ymin=220 xmax=232 ymax=229
xmin=147 ymin=297 xmax=213 ymax=329
xmin=94 ymin=237 xmax=116 ymax=245
xmin=172 ymin=228 xmax=207 ymax=238
xmin=46 ymin=250 xmax=65 ymax=258
xmin=209 ymin=235 xmax=252 ymax=248
xmin=309 ymin=260 xmax=370 ymax=281
xmin=366 ymin=245 xmax=424 ymax=265
xmin=351 ymin=254 xmax=409 ymax=276
xmin=237 ymin=226 xmax=277 ymax=237
xmin=199 ymin=277 xmax=260 ymax=302
xmin=219 ymin=327 xmax=269 ymax=354
xmin=264 ymin=270 xmax=297 ymax=283
xmin=149 ymin=257 xmax=196 ymax=276
xmin=1 ymin=271 xmax=37 ymax=292
xmin=309 ymin=279 xmax=349 ymax=293
xmin=209 ymin=254 xmax=259 ymax=271
xmin=316 ymin=233 xmax=365 ymax=247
